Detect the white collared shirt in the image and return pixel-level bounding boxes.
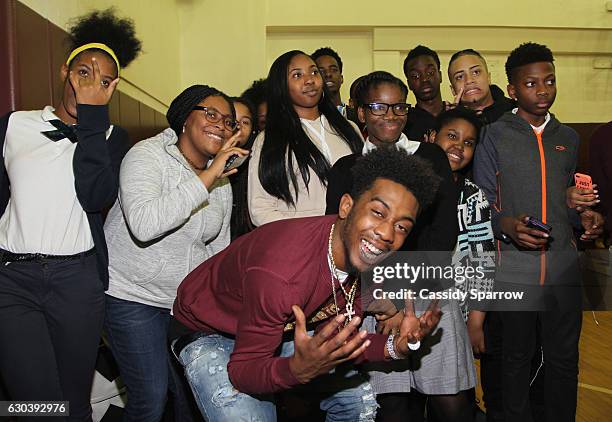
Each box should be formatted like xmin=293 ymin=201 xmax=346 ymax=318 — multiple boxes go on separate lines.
xmin=0 ymin=106 xmax=111 ymax=254
xmin=362 ymin=133 xmax=421 ymax=155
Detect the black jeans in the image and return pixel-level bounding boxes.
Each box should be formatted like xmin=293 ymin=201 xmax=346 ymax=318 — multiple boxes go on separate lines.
xmin=480 ymin=312 xmax=504 ymax=422
xmin=500 ymin=310 xmax=581 ymax=422
xmin=0 ymin=254 xmax=104 ymax=421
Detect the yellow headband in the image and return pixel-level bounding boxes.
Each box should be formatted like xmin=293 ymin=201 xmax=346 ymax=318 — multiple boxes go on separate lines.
xmin=66 ymin=43 xmax=120 ymax=74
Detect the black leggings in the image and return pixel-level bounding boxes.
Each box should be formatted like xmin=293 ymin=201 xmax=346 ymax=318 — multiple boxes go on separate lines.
xmin=376 ymin=390 xmax=475 ymax=422
xmin=0 ymin=255 xmax=104 ymax=421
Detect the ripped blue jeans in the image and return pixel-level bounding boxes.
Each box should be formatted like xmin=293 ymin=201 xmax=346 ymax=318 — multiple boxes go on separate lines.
xmin=174 ymin=333 xmax=377 ymax=421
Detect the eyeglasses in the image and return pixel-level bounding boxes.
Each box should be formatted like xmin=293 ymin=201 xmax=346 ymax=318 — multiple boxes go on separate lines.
xmin=192 ymin=106 xmax=238 ymax=131
xmin=364 ymin=102 xmax=412 ymax=116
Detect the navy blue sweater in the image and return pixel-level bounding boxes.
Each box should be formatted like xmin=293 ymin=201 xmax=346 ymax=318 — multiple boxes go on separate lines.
xmin=0 ymin=105 xmax=130 ymax=288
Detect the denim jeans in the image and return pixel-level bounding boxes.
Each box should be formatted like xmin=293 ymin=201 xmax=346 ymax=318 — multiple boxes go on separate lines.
xmin=0 ymin=255 xmax=104 ymax=421
xmin=174 ymin=333 xmax=378 ymax=421
xmin=104 ymin=295 xmax=196 ymax=422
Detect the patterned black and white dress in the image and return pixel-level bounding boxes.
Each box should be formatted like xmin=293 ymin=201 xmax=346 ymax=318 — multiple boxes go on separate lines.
xmin=453 ymin=177 xmax=496 ymax=321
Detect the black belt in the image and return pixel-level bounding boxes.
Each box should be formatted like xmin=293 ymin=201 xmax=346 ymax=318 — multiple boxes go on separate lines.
xmin=0 ymin=248 xmax=95 ymax=263
xmin=172 ymin=331 xmax=207 ymax=358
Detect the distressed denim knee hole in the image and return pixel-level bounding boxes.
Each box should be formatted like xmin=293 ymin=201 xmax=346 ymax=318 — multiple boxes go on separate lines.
xmin=358 ymin=382 xmax=378 ymax=422
xmin=211 ymin=383 xmax=240 ymax=408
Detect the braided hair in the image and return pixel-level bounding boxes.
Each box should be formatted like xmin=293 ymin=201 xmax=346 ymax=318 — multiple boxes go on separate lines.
xmin=166 ymin=85 xmax=234 ymax=137
xmin=66 ymin=8 xmax=142 ymax=71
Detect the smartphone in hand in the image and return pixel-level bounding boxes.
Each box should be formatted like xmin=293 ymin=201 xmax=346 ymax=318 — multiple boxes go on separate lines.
xmin=574 ymin=173 xmax=593 ymax=191
xmin=224 ymin=154 xmax=248 ymax=172
xmin=526 ymin=216 xmax=552 ymax=234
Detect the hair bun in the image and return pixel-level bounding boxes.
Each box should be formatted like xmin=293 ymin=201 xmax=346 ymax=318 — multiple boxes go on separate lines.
xmin=67 ymin=8 xmax=142 ymax=69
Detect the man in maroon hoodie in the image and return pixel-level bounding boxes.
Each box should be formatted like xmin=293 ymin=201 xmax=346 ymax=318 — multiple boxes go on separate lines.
xmin=172 ymin=148 xmax=442 ymax=421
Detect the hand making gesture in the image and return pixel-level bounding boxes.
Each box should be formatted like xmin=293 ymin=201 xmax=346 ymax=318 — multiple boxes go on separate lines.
xmin=392 ymin=297 xmax=442 ymax=358
xmin=444 ymin=86 xmax=465 ymax=112
xmin=69 ymin=57 xmax=119 ymax=106
xmin=288 ymin=305 xmax=370 ymax=384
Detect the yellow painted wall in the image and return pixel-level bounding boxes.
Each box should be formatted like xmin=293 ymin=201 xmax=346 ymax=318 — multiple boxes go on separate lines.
xmin=20 ymin=0 xmax=612 ymax=122
xmin=265 ymin=0 xmax=611 ymax=28
xmin=177 ymin=0 xmax=266 ymax=97
xmin=18 ymin=0 xmax=181 ymax=111
xmin=179 ymin=0 xmax=611 ymax=123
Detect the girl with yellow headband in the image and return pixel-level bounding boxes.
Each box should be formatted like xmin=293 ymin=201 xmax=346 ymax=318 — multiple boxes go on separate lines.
xmin=0 ymin=9 xmax=140 ymax=420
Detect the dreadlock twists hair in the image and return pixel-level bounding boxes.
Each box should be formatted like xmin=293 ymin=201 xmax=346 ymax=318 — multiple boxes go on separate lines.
xmin=166 ymin=85 xmax=234 ymax=137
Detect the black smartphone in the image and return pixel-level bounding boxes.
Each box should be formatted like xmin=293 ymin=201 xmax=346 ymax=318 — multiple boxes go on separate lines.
xmin=526 ymin=216 xmax=552 ymax=234
xmin=224 ymin=154 xmax=247 ymax=172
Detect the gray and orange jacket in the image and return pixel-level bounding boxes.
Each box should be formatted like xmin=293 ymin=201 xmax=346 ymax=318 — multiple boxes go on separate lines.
xmin=473 ymin=111 xmax=580 ymax=285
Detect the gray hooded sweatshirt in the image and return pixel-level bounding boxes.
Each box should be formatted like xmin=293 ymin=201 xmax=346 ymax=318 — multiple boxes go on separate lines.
xmin=104 ymin=128 xmax=232 ymax=308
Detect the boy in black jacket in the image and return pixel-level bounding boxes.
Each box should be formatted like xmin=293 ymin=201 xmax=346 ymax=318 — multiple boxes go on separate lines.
xmin=473 ymin=42 xmax=604 ymax=422
xmin=448 ymin=49 xmax=515 ymax=125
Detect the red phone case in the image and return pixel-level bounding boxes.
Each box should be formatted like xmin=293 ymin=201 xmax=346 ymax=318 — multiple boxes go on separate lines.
xmin=574 ymin=173 xmax=593 ymax=190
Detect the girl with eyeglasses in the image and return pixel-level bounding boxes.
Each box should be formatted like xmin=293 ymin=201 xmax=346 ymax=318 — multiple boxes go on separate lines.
xmin=103 ymin=85 xmax=247 ymax=420
xmin=0 ymin=10 xmax=140 ymax=418
xmin=326 ymin=71 xmax=475 ymax=422
xmin=247 ymin=50 xmax=363 ymax=226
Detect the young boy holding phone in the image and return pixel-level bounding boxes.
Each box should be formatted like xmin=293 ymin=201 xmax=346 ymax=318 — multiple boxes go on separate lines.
xmin=473 ymin=42 xmax=603 ymax=422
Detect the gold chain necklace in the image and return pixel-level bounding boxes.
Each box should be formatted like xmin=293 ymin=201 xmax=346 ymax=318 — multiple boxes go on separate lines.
xmin=176 ymin=143 xmax=207 ymax=171
xmin=328 ymin=223 xmax=357 ymax=326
